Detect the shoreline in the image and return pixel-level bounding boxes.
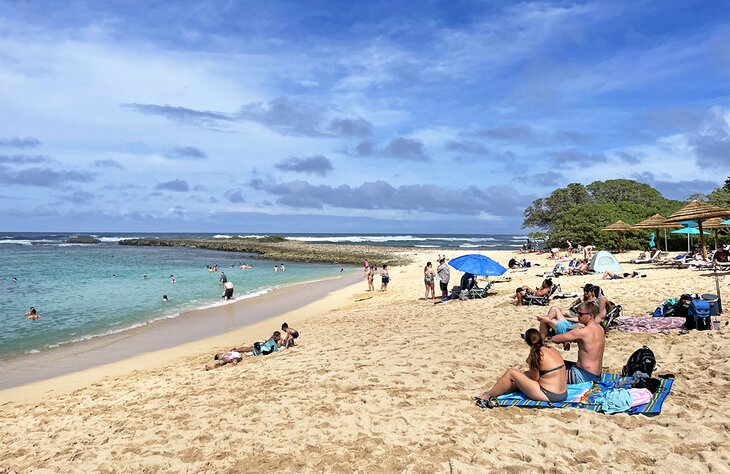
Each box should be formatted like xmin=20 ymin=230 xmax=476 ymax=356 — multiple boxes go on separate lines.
xmin=0 ymin=271 xmax=363 ymax=398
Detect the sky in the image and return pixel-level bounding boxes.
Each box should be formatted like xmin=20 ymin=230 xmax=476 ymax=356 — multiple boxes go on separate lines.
xmin=1 ymin=0 xmax=729 ymax=233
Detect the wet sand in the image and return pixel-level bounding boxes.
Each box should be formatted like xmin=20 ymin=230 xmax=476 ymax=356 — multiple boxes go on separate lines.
xmin=0 ymin=272 xmax=361 ymax=390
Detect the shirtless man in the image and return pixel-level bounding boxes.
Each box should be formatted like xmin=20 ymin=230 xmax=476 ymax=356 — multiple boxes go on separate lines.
xmin=536 ymin=284 xmax=609 ymax=338
xmin=26 ymin=307 xmax=42 ymax=320
xmin=515 ymin=279 xmax=552 ymax=306
xmin=551 ymin=302 xmax=605 ymax=384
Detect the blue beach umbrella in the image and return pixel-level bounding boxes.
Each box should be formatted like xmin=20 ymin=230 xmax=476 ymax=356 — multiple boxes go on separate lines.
xmin=448 ymin=254 xmax=507 ymax=276
xmin=671 ymin=227 xmax=711 ymax=253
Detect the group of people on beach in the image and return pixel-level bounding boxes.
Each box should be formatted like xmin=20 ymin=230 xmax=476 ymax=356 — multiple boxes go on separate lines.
xmin=423 ymin=258 xmax=451 ymax=299
xmin=363 ymin=259 xmax=389 ymax=291
xmin=480 ymin=283 xmax=610 ymax=406
xmin=207 ymin=322 xmax=300 ymax=370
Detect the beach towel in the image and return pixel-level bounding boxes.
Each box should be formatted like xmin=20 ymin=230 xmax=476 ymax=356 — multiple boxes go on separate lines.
xmin=615 ymin=316 xmax=687 ymax=333
xmin=476 ymin=374 xmax=673 ymax=416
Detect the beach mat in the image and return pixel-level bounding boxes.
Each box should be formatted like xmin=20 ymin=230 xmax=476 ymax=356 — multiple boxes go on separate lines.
xmin=616 ymin=316 xmax=686 ymax=333
xmin=476 ymin=374 xmax=673 ymax=416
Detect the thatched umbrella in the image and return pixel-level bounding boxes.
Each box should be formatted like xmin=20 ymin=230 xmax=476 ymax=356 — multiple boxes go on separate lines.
xmin=602 ymin=220 xmax=633 ymax=253
xmin=632 ymin=214 xmax=681 ymax=251
xmin=666 ymin=201 xmax=730 ymax=259
xmin=698 ymin=217 xmax=730 ymax=251
xmin=667 ymin=202 xmax=730 ymax=316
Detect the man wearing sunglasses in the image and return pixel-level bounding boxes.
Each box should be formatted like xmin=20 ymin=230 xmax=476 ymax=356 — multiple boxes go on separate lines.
xmin=536 ymin=284 xmax=608 ymax=339
xmin=551 ymin=302 xmax=605 ymax=384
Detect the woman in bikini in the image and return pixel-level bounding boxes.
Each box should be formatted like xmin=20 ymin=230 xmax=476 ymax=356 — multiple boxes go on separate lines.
xmin=478 ymin=328 xmax=567 ymax=407
xmin=423 ymin=262 xmax=436 ymax=299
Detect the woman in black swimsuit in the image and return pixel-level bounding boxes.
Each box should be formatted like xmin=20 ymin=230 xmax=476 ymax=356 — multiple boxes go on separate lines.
xmin=478 ymin=328 xmax=567 ymax=406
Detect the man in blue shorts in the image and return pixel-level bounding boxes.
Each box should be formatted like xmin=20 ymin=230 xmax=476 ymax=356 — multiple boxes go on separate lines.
xmin=551 ymin=302 xmax=605 ymax=384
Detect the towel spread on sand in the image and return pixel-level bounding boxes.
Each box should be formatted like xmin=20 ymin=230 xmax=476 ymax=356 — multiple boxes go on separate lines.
xmin=615 ymin=316 xmax=686 ymax=333
xmin=478 ymin=374 xmax=674 ymax=416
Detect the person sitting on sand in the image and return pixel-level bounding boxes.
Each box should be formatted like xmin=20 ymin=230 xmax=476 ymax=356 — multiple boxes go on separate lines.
xmin=26 ymin=307 xmax=42 ymax=320
xmin=515 ymin=279 xmax=553 ymax=306
xmin=536 ymin=284 xmax=609 ymax=338
xmin=281 ymin=323 xmax=299 ymax=348
xmin=232 ymin=331 xmax=284 ymax=356
xmin=206 ymin=350 xmax=243 ymax=370
xmin=568 ymin=259 xmax=590 ymax=275
xmin=551 ymin=302 xmax=605 ymax=384
xmin=478 ymin=328 xmax=567 ymax=407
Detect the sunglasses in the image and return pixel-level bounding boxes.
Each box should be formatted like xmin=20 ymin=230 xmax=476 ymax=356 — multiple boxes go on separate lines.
xmin=576 ymin=311 xmax=593 ymax=316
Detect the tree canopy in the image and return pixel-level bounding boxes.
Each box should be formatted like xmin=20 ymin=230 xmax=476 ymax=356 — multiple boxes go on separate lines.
xmin=521 ymin=178 xmax=730 ymax=251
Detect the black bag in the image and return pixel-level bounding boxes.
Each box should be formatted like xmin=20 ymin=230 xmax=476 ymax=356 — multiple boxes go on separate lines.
xmin=673 ymin=294 xmax=693 ymax=319
xmin=622 ymin=346 xmax=656 ymax=377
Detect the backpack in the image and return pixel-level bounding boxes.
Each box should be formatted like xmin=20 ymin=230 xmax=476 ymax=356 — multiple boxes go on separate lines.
xmin=688 ymin=299 xmax=712 ymax=331
xmin=622 ymin=346 xmax=656 ymax=377
xmin=672 ymin=294 xmax=693 ymax=318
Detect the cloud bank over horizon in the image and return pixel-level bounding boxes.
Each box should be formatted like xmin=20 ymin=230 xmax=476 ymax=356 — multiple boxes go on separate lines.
xmin=1 ymin=0 xmax=729 ymax=233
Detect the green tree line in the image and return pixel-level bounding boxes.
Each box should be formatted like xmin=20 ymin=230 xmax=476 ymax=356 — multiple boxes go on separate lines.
xmin=522 ymin=178 xmax=730 ymax=251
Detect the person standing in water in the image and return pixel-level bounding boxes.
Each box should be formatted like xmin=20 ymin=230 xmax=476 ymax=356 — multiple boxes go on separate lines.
xmin=280 ymin=263 xmax=285 ymax=272
xmin=26 ymin=307 xmax=42 ymax=320
xmin=222 ymin=280 xmax=234 ymax=300
xmin=170 ymin=274 xmax=176 ymax=284
xmin=274 ymin=265 xmax=278 ymax=272
xmin=219 ymin=271 xmax=227 ymax=284
xmin=162 ymin=295 xmax=169 ymax=303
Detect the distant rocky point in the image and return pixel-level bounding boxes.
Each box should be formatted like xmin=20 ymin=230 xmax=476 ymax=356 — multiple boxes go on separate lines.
xmin=65 ymin=235 xmax=101 ymax=244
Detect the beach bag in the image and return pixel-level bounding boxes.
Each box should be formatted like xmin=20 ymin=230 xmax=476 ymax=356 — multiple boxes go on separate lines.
xmin=652 ymin=298 xmax=678 ymax=317
xmin=622 ymin=346 xmax=656 ymax=377
xmin=672 ymin=294 xmax=693 ymax=319
xmin=688 ymin=299 xmax=712 ymax=331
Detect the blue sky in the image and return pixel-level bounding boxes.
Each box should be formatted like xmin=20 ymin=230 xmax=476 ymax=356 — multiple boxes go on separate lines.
xmin=1 ymin=0 xmax=729 ymax=233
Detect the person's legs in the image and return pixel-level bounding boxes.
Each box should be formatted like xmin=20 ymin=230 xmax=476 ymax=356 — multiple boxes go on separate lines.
xmin=481 ymin=368 xmax=548 ymax=401
xmin=440 ymin=281 xmax=448 ymax=298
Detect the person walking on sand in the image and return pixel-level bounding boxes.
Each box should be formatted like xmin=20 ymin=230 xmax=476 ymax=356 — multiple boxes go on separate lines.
xmin=436 ymin=258 xmax=450 ymax=298
xmin=424 ymin=262 xmax=436 ymax=299
xmin=380 ymin=264 xmax=390 ymax=291
xmin=367 ymin=265 xmax=377 ymax=291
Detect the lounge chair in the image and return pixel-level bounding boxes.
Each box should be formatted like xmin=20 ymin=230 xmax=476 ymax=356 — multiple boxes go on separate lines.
xmin=631 ymin=250 xmax=662 ymax=264
xmin=469 ymin=281 xmax=494 ymax=299
xmin=523 ymin=283 xmax=561 ymax=306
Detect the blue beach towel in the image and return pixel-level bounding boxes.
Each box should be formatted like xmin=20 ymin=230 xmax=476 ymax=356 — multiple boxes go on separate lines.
xmin=477 ymin=374 xmax=673 ymax=416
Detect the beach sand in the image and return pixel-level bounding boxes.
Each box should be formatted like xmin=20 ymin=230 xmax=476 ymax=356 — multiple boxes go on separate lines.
xmin=1 ymin=249 xmax=729 ymax=472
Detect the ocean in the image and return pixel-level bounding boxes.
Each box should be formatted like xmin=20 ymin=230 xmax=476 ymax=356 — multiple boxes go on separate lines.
xmin=0 ymin=232 xmax=534 ymax=359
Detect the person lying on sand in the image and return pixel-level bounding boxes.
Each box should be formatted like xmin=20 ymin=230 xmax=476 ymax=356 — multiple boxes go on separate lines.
xmin=477 ymin=328 xmax=567 ymax=407
xmin=551 ymin=302 xmax=605 ymax=384
xmin=515 ymin=278 xmax=552 ymax=305
xmin=232 ymin=331 xmax=284 ymax=356
xmin=281 ymin=322 xmax=299 ymax=348
xmin=602 ymin=271 xmax=644 ymax=280
xmin=536 ymin=284 xmax=609 ymax=338
xmin=206 ymin=350 xmax=242 ymax=370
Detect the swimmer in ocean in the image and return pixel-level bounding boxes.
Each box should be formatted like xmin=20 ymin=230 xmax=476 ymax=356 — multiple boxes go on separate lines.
xmin=163 ymin=295 xmax=169 ymax=302
xmin=12 ymin=276 xmax=18 ymax=283
xmin=26 ymin=307 xmax=42 ymax=320
xmin=143 ymin=274 xmax=148 ymax=280
xmin=170 ymin=274 xmax=176 ymax=284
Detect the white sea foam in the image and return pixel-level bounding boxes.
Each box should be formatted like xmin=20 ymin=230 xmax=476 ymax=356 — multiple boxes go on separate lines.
xmin=0 ymin=239 xmax=34 ymax=245
xmin=238 ymin=234 xmax=268 ymax=239
xmin=414 ymin=244 xmax=439 ymax=248
xmin=212 ymin=234 xmax=233 ymax=239
xmin=286 ymin=235 xmax=498 ymax=243
xmin=97 ymin=236 xmax=128 ymax=242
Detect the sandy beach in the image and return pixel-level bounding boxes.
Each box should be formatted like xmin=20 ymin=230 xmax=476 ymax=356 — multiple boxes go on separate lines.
xmin=1 ymin=249 xmax=729 ymax=472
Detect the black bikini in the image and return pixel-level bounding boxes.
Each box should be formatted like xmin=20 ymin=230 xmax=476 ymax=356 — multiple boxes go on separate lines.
xmin=539 ymin=364 xmax=568 ymax=402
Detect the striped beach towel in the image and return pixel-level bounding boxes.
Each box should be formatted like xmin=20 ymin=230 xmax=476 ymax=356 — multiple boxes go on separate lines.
xmin=477 ymin=374 xmax=673 ymax=416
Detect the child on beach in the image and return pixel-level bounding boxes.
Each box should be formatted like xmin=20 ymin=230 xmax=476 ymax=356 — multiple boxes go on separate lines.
xmin=281 ymin=323 xmax=299 ymax=348
xmin=206 ymin=350 xmax=243 ymax=370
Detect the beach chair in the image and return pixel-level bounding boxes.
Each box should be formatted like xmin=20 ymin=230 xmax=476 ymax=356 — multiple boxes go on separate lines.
xmin=523 ymin=284 xmax=561 ymax=306
xmin=631 ymin=250 xmax=662 ymax=264
xmin=601 ymin=304 xmax=622 ymax=333
xmin=469 ymin=281 xmax=494 ymax=299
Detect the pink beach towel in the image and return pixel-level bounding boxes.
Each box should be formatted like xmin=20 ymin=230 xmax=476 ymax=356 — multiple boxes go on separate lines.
xmin=615 ymin=316 xmax=686 ymax=333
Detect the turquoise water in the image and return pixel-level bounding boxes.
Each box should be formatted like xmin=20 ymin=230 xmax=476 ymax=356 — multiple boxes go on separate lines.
xmin=0 ymin=242 xmax=344 ymax=359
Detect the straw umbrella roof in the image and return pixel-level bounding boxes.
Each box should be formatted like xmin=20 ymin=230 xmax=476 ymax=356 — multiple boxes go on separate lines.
xmin=665 ymin=201 xmax=730 ymax=223
xmin=602 ymin=220 xmax=634 ymax=232
xmin=632 ymin=214 xmax=682 ymax=229
xmin=699 ymin=217 xmax=730 ymax=230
